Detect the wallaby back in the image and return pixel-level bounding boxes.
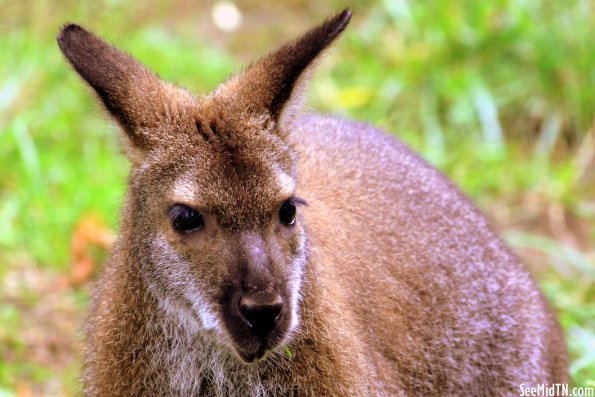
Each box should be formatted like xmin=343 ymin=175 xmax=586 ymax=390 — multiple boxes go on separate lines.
xmin=58 ymin=10 xmax=567 ymax=397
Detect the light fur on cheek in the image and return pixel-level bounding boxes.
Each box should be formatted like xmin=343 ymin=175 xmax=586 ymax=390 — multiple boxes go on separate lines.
xmin=148 ymin=234 xmax=221 ymax=333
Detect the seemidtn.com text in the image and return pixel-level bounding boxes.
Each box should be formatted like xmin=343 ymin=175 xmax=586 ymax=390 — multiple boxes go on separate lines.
xmin=519 ymin=384 xmax=594 ymax=397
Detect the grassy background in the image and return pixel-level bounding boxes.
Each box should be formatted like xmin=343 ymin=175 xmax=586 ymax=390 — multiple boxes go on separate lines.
xmin=0 ymin=0 xmax=593 ymax=395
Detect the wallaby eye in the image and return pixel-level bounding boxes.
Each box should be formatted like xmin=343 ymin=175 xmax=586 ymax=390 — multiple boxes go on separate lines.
xmin=279 ymin=200 xmax=297 ymax=225
xmin=169 ymin=204 xmax=204 ymax=233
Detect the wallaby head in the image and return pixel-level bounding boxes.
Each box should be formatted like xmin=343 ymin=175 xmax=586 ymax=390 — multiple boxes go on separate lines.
xmin=58 ymin=10 xmax=352 ymax=364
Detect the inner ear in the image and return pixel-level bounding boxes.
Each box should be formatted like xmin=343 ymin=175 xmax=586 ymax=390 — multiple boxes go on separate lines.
xmin=217 ymin=10 xmax=352 ymax=128
xmin=57 ymin=23 xmax=188 ymax=162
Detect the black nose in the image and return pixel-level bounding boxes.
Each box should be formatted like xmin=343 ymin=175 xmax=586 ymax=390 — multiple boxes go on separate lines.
xmin=239 ymin=293 xmax=283 ymax=336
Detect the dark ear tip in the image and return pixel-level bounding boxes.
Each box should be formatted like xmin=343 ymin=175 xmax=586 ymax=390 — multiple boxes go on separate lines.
xmin=323 ymin=9 xmax=352 ymax=39
xmin=338 ymin=8 xmax=353 ymax=23
xmin=335 ymin=8 xmax=352 ymax=29
xmin=57 ymin=23 xmax=86 ymax=47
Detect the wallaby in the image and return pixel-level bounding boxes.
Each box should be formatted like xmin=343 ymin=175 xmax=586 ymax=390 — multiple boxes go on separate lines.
xmin=58 ymin=10 xmax=567 ymax=397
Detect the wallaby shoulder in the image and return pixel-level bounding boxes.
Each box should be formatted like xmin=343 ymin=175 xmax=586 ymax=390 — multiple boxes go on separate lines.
xmin=290 ymin=114 xmax=567 ymax=393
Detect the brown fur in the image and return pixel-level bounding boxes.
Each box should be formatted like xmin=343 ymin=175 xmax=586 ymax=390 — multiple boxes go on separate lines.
xmin=58 ymin=10 xmax=567 ymax=396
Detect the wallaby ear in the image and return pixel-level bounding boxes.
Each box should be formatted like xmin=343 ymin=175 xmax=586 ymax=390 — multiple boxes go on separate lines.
xmin=57 ymin=24 xmax=176 ymax=163
xmin=218 ymin=9 xmax=351 ymax=129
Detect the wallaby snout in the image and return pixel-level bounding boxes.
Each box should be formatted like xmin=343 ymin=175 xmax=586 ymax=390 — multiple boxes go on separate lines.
xmin=221 ymin=286 xmax=289 ymax=363
xmin=220 ymin=234 xmax=292 ymax=363
xmin=239 ymin=292 xmax=284 ymax=338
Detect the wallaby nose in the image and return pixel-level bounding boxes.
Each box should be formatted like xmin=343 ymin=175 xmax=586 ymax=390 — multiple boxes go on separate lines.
xmin=239 ymin=292 xmax=283 ymax=336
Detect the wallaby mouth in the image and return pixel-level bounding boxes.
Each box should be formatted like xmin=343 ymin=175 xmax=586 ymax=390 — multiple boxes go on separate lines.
xmin=236 ymin=341 xmax=268 ymax=363
xmin=229 ymin=321 xmax=289 ymax=364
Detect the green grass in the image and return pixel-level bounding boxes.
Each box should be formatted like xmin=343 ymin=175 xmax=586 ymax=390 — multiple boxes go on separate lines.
xmin=0 ymin=0 xmax=593 ymax=394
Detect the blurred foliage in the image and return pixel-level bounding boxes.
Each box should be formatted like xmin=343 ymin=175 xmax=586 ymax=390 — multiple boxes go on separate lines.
xmin=0 ymin=0 xmax=593 ymax=395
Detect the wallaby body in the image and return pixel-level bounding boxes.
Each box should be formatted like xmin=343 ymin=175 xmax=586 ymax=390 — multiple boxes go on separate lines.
xmin=58 ymin=10 xmax=567 ymax=397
